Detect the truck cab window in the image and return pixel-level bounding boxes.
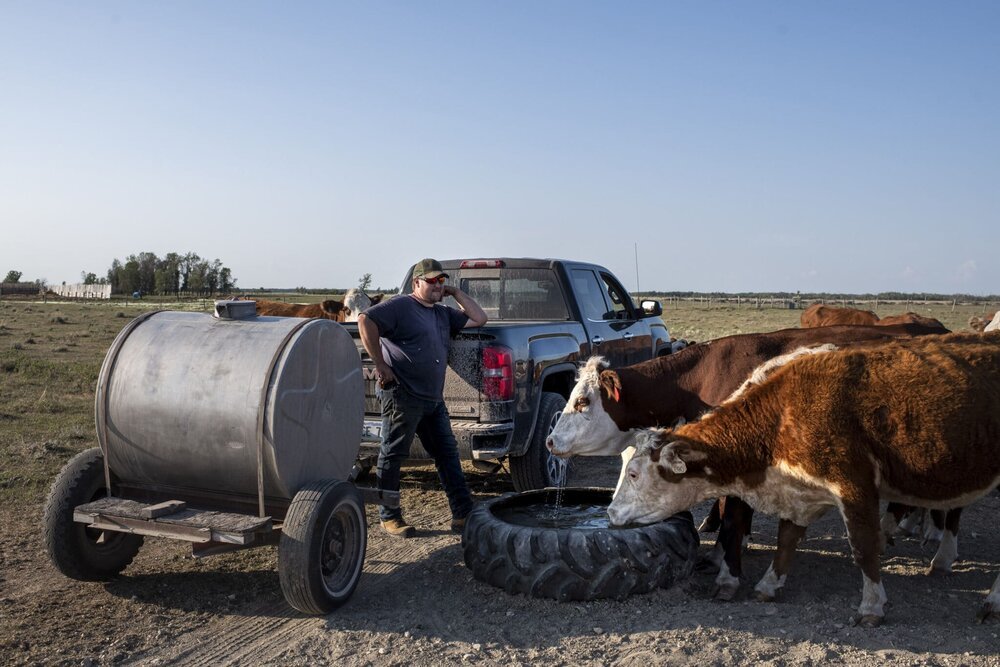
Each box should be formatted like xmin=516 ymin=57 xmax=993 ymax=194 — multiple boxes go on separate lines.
xmin=571 ymin=269 xmax=612 ymax=321
xmin=600 ymin=274 xmax=633 ymax=321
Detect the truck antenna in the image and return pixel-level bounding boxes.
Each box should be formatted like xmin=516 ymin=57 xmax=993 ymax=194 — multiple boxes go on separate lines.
xmin=634 ymin=242 xmax=640 ymax=294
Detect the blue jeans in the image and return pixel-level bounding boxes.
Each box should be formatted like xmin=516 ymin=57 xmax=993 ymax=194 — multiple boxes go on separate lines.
xmin=376 ymin=383 xmax=473 ymax=522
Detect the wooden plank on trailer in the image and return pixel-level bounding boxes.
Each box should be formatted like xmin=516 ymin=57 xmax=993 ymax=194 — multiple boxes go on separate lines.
xmin=139 ymin=500 xmax=187 ymax=519
xmin=74 ymin=497 xmax=272 ymax=545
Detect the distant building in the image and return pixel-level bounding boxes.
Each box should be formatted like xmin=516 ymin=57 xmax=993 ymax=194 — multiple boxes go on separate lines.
xmin=47 ymin=283 xmax=112 ymax=299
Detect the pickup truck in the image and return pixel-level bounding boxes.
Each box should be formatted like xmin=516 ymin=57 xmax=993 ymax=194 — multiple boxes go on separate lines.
xmin=346 ymin=258 xmax=671 ymax=491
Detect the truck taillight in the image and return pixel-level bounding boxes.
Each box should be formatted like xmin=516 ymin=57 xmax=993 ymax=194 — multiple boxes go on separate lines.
xmin=482 ymin=346 xmax=513 ymax=401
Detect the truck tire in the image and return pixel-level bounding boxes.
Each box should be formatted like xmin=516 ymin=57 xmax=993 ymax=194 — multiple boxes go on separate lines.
xmin=462 ymin=488 xmax=699 ymax=601
xmin=278 ymin=480 xmax=367 ymax=615
xmin=509 ymin=392 xmax=568 ymax=492
xmin=43 ymin=448 xmax=144 ymax=581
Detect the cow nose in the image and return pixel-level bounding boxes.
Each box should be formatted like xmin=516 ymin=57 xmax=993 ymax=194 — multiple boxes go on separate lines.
xmin=545 ymin=437 xmax=556 ymax=453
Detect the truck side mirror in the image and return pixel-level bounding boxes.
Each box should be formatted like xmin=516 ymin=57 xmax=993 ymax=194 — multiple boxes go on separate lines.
xmin=640 ymin=299 xmax=662 ymax=317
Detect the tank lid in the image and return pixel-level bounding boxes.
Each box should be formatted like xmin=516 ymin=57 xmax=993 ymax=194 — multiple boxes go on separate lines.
xmin=214 ymin=300 xmax=258 ymax=320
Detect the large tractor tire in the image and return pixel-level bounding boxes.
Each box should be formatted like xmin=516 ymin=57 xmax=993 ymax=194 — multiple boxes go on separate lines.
xmin=462 ymin=488 xmax=699 ymax=601
xmin=43 ymin=448 xmax=144 ymax=580
xmin=509 ymin=392 xmax=568 ymax=492
xmin=278 ymin=480 xmax=367 ymax=615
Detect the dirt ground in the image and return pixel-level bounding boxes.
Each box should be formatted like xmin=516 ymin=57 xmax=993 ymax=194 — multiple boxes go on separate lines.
xmin=3 ymin=299 xmax=1000 ymax=666
xmin=3 ymin=456 xmax=1000 ymax=667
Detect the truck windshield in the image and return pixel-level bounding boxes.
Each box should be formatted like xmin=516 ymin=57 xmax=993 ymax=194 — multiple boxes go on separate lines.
xmin=447 ymin=268 xmax=570 ymax=321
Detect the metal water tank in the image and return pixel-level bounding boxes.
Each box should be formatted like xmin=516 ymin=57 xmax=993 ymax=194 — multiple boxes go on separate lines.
xmin=95 ymin=306 xmax=363 ymax=502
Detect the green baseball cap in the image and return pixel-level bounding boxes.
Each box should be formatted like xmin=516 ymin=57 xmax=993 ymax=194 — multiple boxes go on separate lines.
xmin=412 ymin=258 xmax=449 ymax=279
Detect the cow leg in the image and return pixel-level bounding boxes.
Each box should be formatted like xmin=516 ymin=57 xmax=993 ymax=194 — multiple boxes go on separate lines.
xmin=753 ymin=519 xmax=806 ymax=602
xmin=842 ymin=501 xmax=888 ymax=627
xmin=713 ymin=497 xmax=753 ymax=601
xmin=976 ymin=571 xmax=1000 ymax=623
xmin=896 ymin=505 xmax=924 ymax=535
xmin=698 ymin=498 xmax=722 ymax=533
xmin=922 ymin=509 xmax=945 ymax=545
xmin=880 ymin=502 xmax=909 ymax=547
xmin=613 ymin=445 xmax=636 ymax=497
xmin=927 ymin=507 xmax=962 ymax=575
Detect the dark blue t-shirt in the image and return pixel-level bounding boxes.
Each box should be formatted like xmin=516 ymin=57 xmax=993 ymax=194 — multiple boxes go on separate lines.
xmin=364 ymin=295 xmax=469 ymax=400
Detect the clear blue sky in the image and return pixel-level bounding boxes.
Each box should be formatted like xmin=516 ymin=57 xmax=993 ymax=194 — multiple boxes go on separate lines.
xmin=2 ymin=2 xmax=998 ymax=294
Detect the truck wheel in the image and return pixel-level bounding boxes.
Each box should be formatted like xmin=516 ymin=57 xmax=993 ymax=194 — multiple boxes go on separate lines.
xmin=43 ymin=448 xmax=144 ymax=581
xmin=462 ymin=488 xmax=699 ymax=601
xmin=279 ymin=480 xmax=367 ymax=615
xmin=509 ymin=392 xmax=567 ymax=492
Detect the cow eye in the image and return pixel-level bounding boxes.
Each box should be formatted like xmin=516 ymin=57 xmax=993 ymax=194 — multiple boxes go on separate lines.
xmin=575 ymin=396 xmax=590 ymax=410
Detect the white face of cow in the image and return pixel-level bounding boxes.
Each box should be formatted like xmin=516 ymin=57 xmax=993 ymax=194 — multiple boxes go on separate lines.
xmin=546 ymin=357 xmax=633 ymax=458
xmin=607 ymin=430 xmax=710 ymax=526
xmin=343 ymin=289 xmax=373 ymax=323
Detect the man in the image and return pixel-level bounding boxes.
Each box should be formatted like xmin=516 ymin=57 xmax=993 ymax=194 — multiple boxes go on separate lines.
xmin=357 ymin=258 xmax=489 ymax=538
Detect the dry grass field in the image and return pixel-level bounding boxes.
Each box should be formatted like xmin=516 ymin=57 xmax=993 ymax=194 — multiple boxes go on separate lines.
xmin=1 ymin=296 xmax=999 ymax=665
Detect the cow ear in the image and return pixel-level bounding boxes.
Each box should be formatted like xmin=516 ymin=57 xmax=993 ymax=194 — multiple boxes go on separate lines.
xmin=599 ymin=370 xmax=622 ymax=402
xmin=662 ymin=441 xmax=706 ymax=475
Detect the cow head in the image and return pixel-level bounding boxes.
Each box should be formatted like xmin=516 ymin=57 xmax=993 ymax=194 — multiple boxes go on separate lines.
xmin=546 ymin=356 xmax=634 ymax=458
xmin=320 ymin=300 xmax=348 ymax=320
xmin=607 ymin=428 xmax=711 ymax=526
xmin=342 ymin=289 xmax=387 ymax=322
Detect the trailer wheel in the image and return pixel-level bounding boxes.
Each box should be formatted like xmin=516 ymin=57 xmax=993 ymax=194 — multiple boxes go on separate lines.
xmin=279 ymin=480 xmax=367 ymax=615
xmin=43 ymin=448 xmax=144 ymax=580
xmin=509 ymin=392 xmax=568 ymax=492
xmin=462 ymin=488 xmax=699 ymax=601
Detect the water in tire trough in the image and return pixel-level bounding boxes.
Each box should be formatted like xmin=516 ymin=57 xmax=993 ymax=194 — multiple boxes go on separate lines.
xmin=494 ymin=500 xmax=611 ymax=529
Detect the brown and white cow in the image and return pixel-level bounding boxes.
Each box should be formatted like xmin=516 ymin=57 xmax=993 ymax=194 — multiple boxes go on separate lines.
xmin=251 ymin=291 xmax=386 ymax=322
xmin=253 ymin=298 xmax=350 ymax=320
xmin=607 ymin=335 xmax=1000 ymax=626
xmin=800 ymin=303 xmax=947 ymax=331
xmin=799 ymin=303 xmax=879 ymax=327
xmin=545 ymin=323 xmax=947 ymax=599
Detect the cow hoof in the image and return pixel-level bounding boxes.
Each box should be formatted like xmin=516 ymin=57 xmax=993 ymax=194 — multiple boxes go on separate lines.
xmin=752 ymin=590 xmax=776 ymax=603
xmin=713 ymin=583 xmax=739 ymax=601
xmin=849 ymin=613 xmax=883 ymax=628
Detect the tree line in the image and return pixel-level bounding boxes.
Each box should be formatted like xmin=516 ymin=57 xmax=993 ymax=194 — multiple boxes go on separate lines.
xmin=98 ymin=252 xmax=236 ymax=297
xmin=645 ymin=290 xmax=1000 ymax=303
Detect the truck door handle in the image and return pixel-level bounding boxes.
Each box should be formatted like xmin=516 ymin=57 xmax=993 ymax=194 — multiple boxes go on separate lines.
xmin=623 ymin=332 xmax=633 ymax=340
xmin=592 ymin=336 xmax=604 ymax=346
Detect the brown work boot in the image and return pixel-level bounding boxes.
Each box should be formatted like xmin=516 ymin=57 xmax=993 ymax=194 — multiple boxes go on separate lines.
xmin=450 ymin=516 xmax=467 ymax=534
xmin=381 ymin=518 xmax=416 ymax=538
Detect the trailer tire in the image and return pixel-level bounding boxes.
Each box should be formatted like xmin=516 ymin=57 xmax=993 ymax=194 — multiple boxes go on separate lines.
xmin=462 ymin=488 xmax=698 ymax=601
xmin=279 ymin=480 xmax=367 ymax=615
xmin=509 ymin=392 xmax=568 ymax=492
xmin=43 ymin=448 xmax=144 ymax=581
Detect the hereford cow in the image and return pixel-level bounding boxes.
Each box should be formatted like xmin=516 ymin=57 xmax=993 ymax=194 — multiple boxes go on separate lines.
xmin=545 ymin=322 xmax=947 ymax=600
xmin=250 ymin=291 xmax=386 ymax=322
xmin=800 ymin=303 xmax=947 ymax=331
xmin=607 ymin=336 xmax=1000 ymax=626
xmin=253 ymin=298 xmax=349 ymax=320
xmin=799 ymin=303 xmax=878 ymax=327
